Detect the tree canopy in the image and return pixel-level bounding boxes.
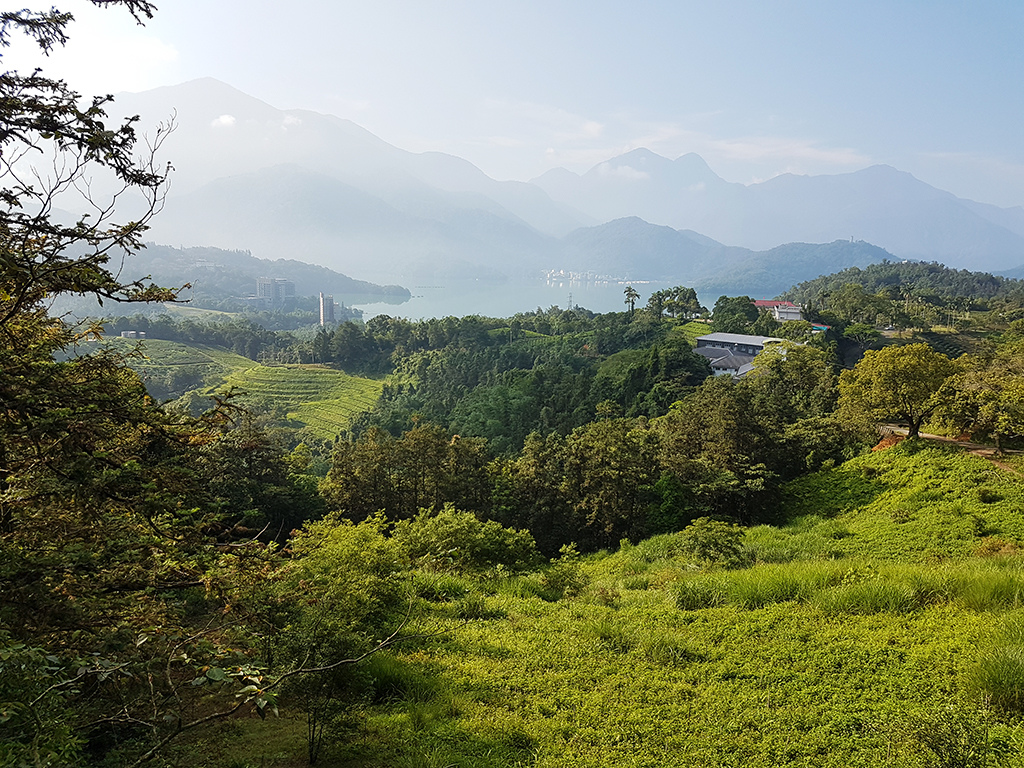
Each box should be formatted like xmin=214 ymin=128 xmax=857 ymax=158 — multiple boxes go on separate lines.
xmin=838 ymin=343 xmax=956 ymax=438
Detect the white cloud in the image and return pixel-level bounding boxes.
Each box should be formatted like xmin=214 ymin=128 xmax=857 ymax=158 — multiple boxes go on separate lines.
xmin=707 ymin=136 xmax=869 ymax=167
xmin=211 ymin=115 xmax=236 ymax=128
xmin=283 ymin=114 xmax=303 ymax=128
xmin=596 ymin=163 xmax=650 ymax=181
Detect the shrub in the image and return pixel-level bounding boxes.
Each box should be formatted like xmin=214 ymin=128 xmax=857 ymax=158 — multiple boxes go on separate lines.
xmin=393 ymin=504 xmax=540 ymax=572
xmin=679 ymin=517 xmax=750 ymax=569
xmin=540 ymin=544 xmax=588 ymax=600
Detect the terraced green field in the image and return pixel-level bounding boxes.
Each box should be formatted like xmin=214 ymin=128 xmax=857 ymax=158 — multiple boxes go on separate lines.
xmin=224 ymin=365 xmax=384 ymax=440
xmin=80 ymin=338 xmax=258 ymax=399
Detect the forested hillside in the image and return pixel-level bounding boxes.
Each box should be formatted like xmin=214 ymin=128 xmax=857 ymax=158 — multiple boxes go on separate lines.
xmin=8 ymin=5 xmax=1024 ymax=768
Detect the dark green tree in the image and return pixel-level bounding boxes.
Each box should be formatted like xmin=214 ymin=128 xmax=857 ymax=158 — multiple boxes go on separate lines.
xmin=711 ymin=295 xmax=758 ymax=333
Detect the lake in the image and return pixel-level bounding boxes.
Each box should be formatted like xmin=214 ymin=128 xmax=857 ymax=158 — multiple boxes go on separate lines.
xmin=346 ymin=279 xmax=721 ymax=321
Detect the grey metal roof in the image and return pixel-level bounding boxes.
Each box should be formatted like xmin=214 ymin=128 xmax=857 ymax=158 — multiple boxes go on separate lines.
xmin=696 ymin=332 xmax=783 ymax=346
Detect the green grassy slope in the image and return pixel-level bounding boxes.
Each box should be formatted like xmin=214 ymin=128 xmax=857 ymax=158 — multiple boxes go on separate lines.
xmin=774 ymin=441 xmax=1024 ymax=561
xmin=223 ymin=364 xmax=384 ymax=440
xmin=91 ymin=337 xmax=258 ymax=396
xmin=178 ymin=442 xmax=1024 ymax=768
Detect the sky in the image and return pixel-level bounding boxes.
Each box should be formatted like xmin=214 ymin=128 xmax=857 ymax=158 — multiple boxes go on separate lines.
xmin=7 ymin=0 xmax=1024 ymax=207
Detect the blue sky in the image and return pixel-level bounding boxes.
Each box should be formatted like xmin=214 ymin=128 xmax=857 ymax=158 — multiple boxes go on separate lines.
xmin=9 ymin=0 xmax=1024 ymax=206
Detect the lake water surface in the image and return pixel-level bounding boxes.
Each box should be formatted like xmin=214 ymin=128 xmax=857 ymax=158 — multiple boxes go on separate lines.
xmin=348 ymin=280 xmax=721 ymax=321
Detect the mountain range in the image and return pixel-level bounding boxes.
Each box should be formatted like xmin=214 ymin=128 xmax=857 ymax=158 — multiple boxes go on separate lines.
xmin=102 ymin=78 xmax=1024 ymax=294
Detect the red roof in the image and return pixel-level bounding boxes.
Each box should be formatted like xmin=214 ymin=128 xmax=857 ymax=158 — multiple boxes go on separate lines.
xmin=752 ymin=300 xmax=797 ymax=308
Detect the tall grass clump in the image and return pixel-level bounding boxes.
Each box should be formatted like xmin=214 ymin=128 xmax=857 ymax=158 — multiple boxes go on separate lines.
xmin=364 ymin=654 xmax=439 ymax=704
xmin=673 ymin=577 xmax=726 ymax=610
xmin=412 ymin=572 xmax=470 ymax=603
xmin=627 ymin=531 xmax=689 ymax=564
xmin=813 ymin=579 xmax=919 ymax=615
xmin=958 ymin=572 xmax=1024 ymax=612
xmin=971 ymin=616 xmax=1024 ymax=713
xmin=902 ymin=702 xmax=1015 ymax=768
xmin=588 ymin=616 xmax=633 ymax=653
xmin=641 ymin=632 xmax=700 ymax=666
xmin=973 ymin=647 xmax=1024 ymax=713
xmin=744 ymin=521 xmax=848 ymax=563
xmin=723 ymin=561 xmax=834 ymax=608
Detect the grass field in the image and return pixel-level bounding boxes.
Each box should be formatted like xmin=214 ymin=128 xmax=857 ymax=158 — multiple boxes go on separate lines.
xmin=94 ymin=339 xmax=384 ymax=437
xmin=171 ymin=440 xmax=1024 ymax=768
xmin=223 ymin=364 xmax=384 ymax=440
xmin=86 ymin=337 xmax=258 ymax=399
xmin=673 ymin=320 xmax=711 ymax=346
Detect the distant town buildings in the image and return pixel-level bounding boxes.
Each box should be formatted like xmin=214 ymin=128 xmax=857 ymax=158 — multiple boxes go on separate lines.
xmin=119 ymin=331 xmax=147 ymax=339
xmin=255 ymin=277 xmax=296 ymax=309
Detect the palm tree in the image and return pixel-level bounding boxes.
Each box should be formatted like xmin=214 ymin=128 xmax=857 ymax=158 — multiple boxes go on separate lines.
xmin=624 ymin=285 xmax=640 ymax=317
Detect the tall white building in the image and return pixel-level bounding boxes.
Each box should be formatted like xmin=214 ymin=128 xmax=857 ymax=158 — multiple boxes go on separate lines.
xmin=319 ymin=292 xmax=335 ymax=326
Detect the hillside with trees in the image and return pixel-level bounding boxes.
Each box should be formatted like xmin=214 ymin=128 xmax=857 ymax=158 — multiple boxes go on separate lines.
xmin=7 ymin=5 xmax=1024 ymax=768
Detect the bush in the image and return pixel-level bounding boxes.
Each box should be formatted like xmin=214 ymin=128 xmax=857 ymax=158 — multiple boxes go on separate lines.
xmin=679 ymin=517 xmax=750 ymax=568
xmin=393 ymin=504 xmax=540 ymax=572
xmin=540 ymin=544 xmax=589 ymax=600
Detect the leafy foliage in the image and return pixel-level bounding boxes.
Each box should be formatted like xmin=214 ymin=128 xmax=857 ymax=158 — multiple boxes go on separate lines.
xmin=392 ymin=504 xmax=539 ymax=572
xmin=839 ymin=343 xmax=958 ymax=437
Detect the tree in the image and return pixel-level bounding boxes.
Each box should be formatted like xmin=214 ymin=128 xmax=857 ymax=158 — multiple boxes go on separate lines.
xmin=646 ymin=289 xmax=668 ymax=319
xmin=666 ymin=285 xmax=702 ymax=319
xmin=624 ymin=285 xmax=640 ymax=316
xmin=843 ymin=322 xmax=882 ymax=350
xmin=0 ymin=3 xmax=174 ymax=333
xmin=0 ymin=7 xmax=317 ymax=764
xmin=711 ymin=295 xmax=758 ymax=333
xmin=838 ymin=343 xmax=956 ymax=438
xmin=750 ymin=309 xmax=782 ymax=337
xmin=937 ymin=342 xmax=1024 ymax=453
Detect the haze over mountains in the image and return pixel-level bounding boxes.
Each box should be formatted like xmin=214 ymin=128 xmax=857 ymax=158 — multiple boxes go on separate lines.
xmin=109 ymin=78 xmax=1024 ymax=295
